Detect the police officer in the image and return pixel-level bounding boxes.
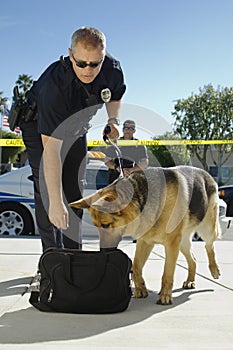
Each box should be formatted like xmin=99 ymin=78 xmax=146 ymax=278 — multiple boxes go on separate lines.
xmin=20 ymin=27 xmax=126 ymax=251
xmin=104 ymin=120 xmax=148 ymax=183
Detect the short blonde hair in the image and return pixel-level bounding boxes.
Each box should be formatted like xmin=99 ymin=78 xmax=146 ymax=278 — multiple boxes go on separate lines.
xmin=71 ymin=27 xmax=106 ymax=52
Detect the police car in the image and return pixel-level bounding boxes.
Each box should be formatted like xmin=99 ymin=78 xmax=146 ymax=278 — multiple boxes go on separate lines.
xmin=0 ymin=159 xmax=109 ymax=236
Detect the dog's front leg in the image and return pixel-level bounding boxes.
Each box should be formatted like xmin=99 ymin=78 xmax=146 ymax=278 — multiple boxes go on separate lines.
xmin=132 ymin=240 xmax=154 ymax=298
xmin=158 ymin=237 xmax=180 ymax=305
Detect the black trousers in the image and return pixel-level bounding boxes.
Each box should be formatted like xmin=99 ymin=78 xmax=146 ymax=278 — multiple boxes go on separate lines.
xmin=21 ymin=120 xmax=87 ymax=252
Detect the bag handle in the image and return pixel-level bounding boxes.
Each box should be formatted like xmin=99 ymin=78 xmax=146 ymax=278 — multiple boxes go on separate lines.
xmin=62 ymin=252 xmax=108 ymax=291
xmin=63 ymin=253 xmax=72 ymax=285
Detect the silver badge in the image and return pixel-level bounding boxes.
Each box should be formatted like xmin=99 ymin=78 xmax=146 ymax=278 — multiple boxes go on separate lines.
xmin=101 ymin=88 xmax=111 ymax=102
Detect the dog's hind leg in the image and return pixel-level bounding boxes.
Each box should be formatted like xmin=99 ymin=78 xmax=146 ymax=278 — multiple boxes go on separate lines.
xmin=132 ymin=239 xmax=154 ymax=298
xmin=197 ymin=200 xmax=221 ymax=279
xmin=201 ymin=228 xmax=221 ymax=279
xmin=205 ymin=242 xmax=221 ymax=279
xmin=180 ymin=234 xmax=196 ymax=289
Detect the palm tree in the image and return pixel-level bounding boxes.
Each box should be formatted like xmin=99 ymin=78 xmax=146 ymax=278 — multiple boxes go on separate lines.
xmin=16 ymin=74 xmax=33 ymax=100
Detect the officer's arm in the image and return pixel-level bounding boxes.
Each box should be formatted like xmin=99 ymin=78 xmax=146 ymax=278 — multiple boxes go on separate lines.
xmin=105 ymin=100 xmax=121 ymax=120
xmin=104 ymin=100 xmax=122 ymax=140
xmin=41 ymin=134 xmax=69 ymax=229
xmin=137 ymin=158 xmax=149 ymax=170
xmin=129 ymin=146 xmax=149 ymax=173
xmin=104 ymin=157 xmax=115 ymax=170
xmin=123 ymin=159 xmax=149 ymax=177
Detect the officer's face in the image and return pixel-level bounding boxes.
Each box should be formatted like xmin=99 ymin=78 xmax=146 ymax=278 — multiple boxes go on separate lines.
xmin=123 ymin=123 xmax=136 ymax=140
xmin=69 ymin=42 xmax=105 ymax=84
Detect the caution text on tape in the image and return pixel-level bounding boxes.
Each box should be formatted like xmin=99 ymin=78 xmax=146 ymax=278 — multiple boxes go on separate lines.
xmin=0 ymin=139 xmax=232 ymax=147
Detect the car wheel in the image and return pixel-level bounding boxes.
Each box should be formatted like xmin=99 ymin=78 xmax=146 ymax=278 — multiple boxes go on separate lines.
xmin=0 ymin=202 xmax=35 ymax=236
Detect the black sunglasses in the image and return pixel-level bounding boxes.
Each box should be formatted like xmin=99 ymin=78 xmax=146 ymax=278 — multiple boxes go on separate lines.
xmin=72 ymin=53 xmax=103 ymax=68
xmin=123 ymin=126 xmax=135 ymax=131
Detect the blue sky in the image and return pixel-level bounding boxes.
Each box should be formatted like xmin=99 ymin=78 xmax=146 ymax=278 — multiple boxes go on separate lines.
xmin=1 ymin=0 xmax=233 ymax=139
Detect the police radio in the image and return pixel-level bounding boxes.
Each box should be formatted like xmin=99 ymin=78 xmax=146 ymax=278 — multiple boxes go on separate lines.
xmin=8 ymin=86 xmax=25 ymax=131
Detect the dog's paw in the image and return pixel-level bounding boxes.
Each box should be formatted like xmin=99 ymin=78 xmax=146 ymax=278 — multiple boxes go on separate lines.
xmin=209 ymin=264 xmax=221 ymax=279
xmin=133 ymin=287 xmax=148 ymax=298
xmin=156 ymin=293 xmax=172 ymax=305
xmin=182 ymin=280 xmax=196 ymax=289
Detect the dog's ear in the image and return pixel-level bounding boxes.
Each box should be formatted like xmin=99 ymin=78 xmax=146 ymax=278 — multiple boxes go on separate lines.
xmin=90 ymin=179 xmax=134 ymax=213
xmin=69 ymin=198 xmax=90 ymax=209
xmin=91 ymin=193 xmax=128 ymax=213
xmin=91 ymin=197 xmax=115 ymax=212
xmin=69 ymin=180 xmax=129 ymax=212
xmin=69 ymin=190 xmax=103 ymax=209
xmin=70 ymin=181 xmax=118 ymax=209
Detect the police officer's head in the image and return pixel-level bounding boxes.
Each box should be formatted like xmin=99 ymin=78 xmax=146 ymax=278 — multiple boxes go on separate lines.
xmin=122 ymin=120 xmax=136 ymax=140
xmin=68 ymin=27 xmax=106 ymax=84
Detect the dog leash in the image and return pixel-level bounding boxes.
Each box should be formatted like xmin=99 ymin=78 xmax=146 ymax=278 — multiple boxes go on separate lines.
xmin=103 ymin=125 xmax=124 ymax=178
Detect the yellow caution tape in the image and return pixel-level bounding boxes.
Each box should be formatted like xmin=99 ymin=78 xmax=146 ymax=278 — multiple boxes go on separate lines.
xmin=0 ymin=139 xmax=232 ymax=147
xmin=87 ymin=139 xmax=233 ymax=146
xmin=0 ymin=139 xmax=25 ymax=147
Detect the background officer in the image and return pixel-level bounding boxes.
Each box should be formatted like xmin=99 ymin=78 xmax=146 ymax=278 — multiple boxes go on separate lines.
xmin=104 ymin=120 xmax=148 ymax=183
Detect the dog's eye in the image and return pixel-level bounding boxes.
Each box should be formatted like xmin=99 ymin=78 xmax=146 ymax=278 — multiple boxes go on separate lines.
xmin=101 ymin=224 xmax=110 ymax=229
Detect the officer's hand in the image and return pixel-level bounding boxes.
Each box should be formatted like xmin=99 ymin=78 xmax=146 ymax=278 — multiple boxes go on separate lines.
xmin=48 ymin=201 xmax=69 ymax=230
xmin=123 ymin=168 xmax=132 ymax=177
xmin=103 ymin=123 xmax=119 ymax=141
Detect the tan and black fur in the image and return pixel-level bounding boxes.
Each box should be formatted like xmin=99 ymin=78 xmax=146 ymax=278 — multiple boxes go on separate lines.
xmin=70 ymin=166 xmax=221 ymax=305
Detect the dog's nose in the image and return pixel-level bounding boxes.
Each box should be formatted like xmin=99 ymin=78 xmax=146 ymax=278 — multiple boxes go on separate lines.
xmin=101 ymin=224 xmax=110 ymax=229
xmin=100 ymin=247 xmax=117 ymax=252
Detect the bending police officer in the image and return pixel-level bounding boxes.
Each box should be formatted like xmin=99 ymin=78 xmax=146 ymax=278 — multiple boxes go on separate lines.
xmin=20 ymin=27 xmax=126 ymax=251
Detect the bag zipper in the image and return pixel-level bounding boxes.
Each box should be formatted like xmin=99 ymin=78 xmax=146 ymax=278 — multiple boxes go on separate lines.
xmin=47 ymin=288 xmax=54 ymax=303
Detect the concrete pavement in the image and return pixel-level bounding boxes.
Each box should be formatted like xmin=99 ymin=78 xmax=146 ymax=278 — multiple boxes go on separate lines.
xmin=0 ymin=224 xmax=233 ymax=350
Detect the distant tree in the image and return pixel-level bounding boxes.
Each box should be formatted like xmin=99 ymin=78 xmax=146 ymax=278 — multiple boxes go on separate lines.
xmin=0 ymin=92 xmax=24 ymax=165
xmin=147 ymin=131 xmax=191 ymax=167
xmin=1 ymin=130 xmax=25 ymax=163
xmin=172 ymin=84 xmax=233 ymax=182
xmin=16 ymin=74 xmax=33 ymax=99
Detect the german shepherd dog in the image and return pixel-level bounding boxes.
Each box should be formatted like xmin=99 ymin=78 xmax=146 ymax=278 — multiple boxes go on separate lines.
xmin=70 ymin=166 xmax=221 ymax=305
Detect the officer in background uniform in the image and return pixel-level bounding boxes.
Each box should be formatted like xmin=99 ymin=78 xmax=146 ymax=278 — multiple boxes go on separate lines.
xmin=20 ymin=27 xmax=126 ymax=252
xmin=104 ymin=120 xmax=148 ymax=183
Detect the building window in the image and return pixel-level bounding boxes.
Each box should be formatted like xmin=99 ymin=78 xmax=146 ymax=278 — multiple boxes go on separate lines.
xmin=209 ymin=166 xmax=233 ymax=180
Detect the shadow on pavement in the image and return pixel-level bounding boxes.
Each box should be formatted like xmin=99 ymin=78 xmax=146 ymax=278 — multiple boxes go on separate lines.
xmin=0 ymin=277 xmax=32 ymax=297
xmin=0 ymin=288 xmax=214 ymax=344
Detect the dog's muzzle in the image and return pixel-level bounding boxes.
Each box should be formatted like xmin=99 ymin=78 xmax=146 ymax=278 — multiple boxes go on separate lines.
xmin=100 ymin=247 xmax=117 ymax=252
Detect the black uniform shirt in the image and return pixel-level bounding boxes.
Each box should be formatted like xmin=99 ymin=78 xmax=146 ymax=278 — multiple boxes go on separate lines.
xmin=27 ymin=54 xmax=126 ymax=139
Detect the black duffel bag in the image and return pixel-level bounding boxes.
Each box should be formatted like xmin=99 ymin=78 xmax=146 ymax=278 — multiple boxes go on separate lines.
xmin=29 ymin=248 xmax=132 ymax=314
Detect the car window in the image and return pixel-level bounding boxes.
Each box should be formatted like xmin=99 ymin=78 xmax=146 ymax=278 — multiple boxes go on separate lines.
xmin=224 ymin=188 xmax=233 ymax=200
xmin=219 ymin=187 xmax=233 ymax=200
xmin=85 ymin=168 xmax=109 ymax=190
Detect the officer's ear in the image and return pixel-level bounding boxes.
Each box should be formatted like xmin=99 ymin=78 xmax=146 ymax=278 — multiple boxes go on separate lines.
xmin=68 ymin=48 xmax=72 ymax=58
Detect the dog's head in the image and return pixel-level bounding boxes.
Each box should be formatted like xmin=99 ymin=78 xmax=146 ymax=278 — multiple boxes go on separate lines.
xmin=69 ymin=177 xmax=141 ymax=248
